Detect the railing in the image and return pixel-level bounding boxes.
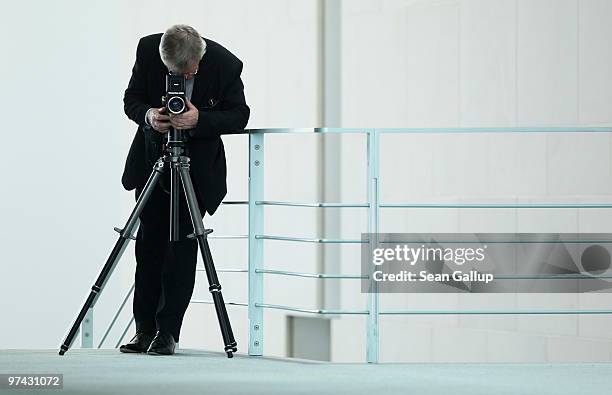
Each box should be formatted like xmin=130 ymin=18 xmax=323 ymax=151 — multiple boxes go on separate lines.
xmin=88 ymin=127 xmax=612 ymax=363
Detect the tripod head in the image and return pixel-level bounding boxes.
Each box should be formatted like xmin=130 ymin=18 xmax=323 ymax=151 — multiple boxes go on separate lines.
xmin=156 ymin=127 xmax=191 ymax=195
xmin=165 ymin=128 xmax=190 ymax=154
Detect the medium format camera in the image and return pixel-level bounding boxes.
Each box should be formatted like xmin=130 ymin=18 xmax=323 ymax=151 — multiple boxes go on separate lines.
xmin=162 ymin=74 xmax=187 ymax=114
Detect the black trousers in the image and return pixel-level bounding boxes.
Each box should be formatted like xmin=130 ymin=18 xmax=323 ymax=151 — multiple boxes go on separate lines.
xmin=133 ymin=179 xmax=202 ymax=342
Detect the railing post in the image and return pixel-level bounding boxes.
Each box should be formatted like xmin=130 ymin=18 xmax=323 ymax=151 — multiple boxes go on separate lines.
xmin=248 ymin=131 xmax=264 ymax=356
xmin=81 ymin=307 xmax=93 ymax=348
xmin=366 ymin=128 xmax=380 ymax=363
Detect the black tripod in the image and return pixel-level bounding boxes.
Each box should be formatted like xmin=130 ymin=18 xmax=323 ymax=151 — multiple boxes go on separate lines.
xmin=59 ymin=128 xmax=237 ymax=358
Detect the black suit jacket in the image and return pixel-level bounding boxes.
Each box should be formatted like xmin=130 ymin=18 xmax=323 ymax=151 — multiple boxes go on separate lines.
xmin=122 ymin=33 xmax=250 ymax=215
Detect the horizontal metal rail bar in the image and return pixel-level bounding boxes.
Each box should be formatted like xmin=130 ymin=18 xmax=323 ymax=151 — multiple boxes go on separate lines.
xmin=254 ymin=236 xmax=612 ymax=244
xmin=256 ymin=200 xmax=369 ymax=208
xmin=377 ymin=127 xmax=612 ymax=134
xmin=381 ymin=203 xmax=612 ymax=209
xmin=248 ymin=271 xmax=612 ymax=280
xmin=495 ymin=274 xmax=612 ymax=280
xmin=196 ymin=268 xmax=248 ymax=273
xmin=255 ymin=302 xmax=369 ymax=315
xmin=255 ymin=269 xmax=367 ymax=279
xmin=250 ymin=305 xmax=612 ymax=317
xmin=221 ymin=200 xmax=248 ymax=205
xmin=255 ymin=235 xmax=364 ymax=243
xmin=247 ymin=128 xmax=369 ymax=134
xmin=208 ymin=234 xmax=248 ymax=239
xmin=378 ymin=240 xmax=612 ymax=244
xmin=315 ymin=128 xmax=375 ymax=133
xmin=246 ymin=127 xmax=612 ymax=134
xmin=191 ymin=299 xmax=248 ymax=307
xmin=248 ymin=128 xmax=324 ymax=133
xmin=380 ymin=309 xmax=612 ymax=315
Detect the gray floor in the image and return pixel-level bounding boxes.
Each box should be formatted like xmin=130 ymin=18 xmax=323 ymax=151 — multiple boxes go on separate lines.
xmin=1 ymin=349 xmax=612 ymax=395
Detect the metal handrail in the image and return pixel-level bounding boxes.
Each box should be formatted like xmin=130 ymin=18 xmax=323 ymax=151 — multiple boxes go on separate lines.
xmin=246 ymin=127 xmax=612 ymax=134
xmin=256 ymin=200 xmax=369 ymax=208
xmin=255 ymin=303 xmax=369 ymax=315
xmin=245 ymin=127 xmax=612 ymax=363
xmin=208 ymin=234 xmax=248 ymax=239
xmin=255 ymin=269 xmax=366 ymax=279
xmin=254 ymin=235 xmax=364 ymax=243
xmin=91 ymin=127 xmax=612 ymax=364
xmin=381 ymin=202 xmax=612 ymax=208
xmin=381 ymin=309 xmax=612 ymax=315
xmin=192 ymin=299 xmax=248 ymax=307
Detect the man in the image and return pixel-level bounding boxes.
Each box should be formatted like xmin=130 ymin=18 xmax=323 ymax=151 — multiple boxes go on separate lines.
xmin=120 ymin=24 xmax=249 ymax=355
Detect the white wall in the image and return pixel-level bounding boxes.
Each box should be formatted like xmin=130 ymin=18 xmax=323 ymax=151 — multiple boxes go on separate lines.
xmin=334 ymin=0 xmax=612 ymax=362
xmin=0 ymin=0 xmax=322 ymax=353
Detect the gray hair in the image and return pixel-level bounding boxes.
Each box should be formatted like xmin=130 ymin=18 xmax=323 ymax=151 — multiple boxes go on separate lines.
xmin=159 ymin=24 xmax=207 ymax=72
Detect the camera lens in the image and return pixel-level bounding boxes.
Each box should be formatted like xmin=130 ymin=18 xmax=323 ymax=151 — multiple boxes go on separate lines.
xmin=167 ymin=96 xmax=186 ymax=114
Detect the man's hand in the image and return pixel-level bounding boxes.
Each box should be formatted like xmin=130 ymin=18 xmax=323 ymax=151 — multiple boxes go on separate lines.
xmin=169 ymin=98 xmax=199 ymax=130
xmin=148 ymin=107 xmax=171 ymax=133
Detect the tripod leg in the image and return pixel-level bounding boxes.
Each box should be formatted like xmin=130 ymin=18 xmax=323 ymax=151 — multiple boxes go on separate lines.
xmin=178 ymin=159 xmax=237 ymax=358
xmin=59 ymin=158 xmax=166 ymax=355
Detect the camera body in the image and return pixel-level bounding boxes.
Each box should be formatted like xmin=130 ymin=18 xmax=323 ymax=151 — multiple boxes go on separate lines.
xmin=162 ymin=74 xmax=187 ymax=114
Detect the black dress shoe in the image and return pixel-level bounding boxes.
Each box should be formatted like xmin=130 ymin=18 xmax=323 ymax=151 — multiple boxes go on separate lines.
xmin=147 ymin=331 xmax=176 ymax=355
xmin=119 ymin=331 xmax=155 ymax=353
